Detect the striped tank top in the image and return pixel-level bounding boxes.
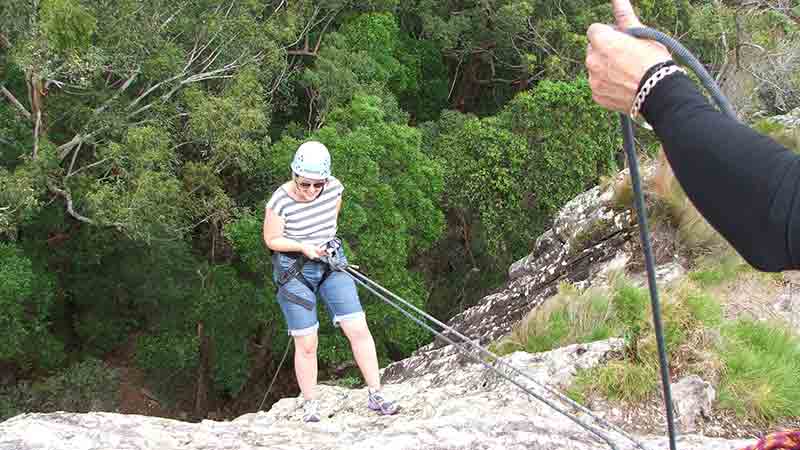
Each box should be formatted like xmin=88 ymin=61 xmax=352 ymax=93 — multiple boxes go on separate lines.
xmin=265 ymin=177 xmax=344 ymax=246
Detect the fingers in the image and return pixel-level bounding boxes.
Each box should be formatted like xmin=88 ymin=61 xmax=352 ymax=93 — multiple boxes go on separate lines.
xmin=611 ymin=0 xmax=642 ymax=30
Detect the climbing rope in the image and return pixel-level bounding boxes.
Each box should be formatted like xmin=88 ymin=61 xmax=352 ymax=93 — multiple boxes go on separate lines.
xmin=340 ymin=264 xmax=643 ymax=450
xmin=620 ymin=26 xmax=740 ymax=450
xmin=258 ymin=338 xmax=292 ymax=412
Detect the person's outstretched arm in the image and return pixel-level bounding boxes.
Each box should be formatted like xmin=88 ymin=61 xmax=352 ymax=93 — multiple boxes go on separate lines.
xmin=641 ymin=73 xmax=800 ymax=271
xmin=586 ymin=0 xmax=800 ymax=272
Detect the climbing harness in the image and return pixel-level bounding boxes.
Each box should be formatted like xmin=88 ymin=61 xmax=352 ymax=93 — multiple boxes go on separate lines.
xmin=259 ymin=25 xmax=736 ymax=450
xmin=273 ymin=238 xmax=343 ymax=310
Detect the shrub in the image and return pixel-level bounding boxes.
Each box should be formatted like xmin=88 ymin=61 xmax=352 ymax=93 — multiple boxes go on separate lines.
xmin=493 ymin=282 xmax=620 ymax=356
xmin=571 ymin=361 xmax=659 ymax=403
xmin=0 ymin=358 xmax=119 ymax=421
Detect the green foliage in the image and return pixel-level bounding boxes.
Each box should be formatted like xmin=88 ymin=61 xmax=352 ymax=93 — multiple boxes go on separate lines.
xmin=611 ymin=282 xmax=649 ymax=345
xmin=40 ymin=0 xmax=97 ymax=53
xmin=87 ymin=126 xmax=188 ymax=242
xmin=0 ymin=358 xmax=119 ymax=421
xmin=224 ymin=210 xmax=270 ymax=275
xmin=502 ymin=78 xmax=619 ymax=222
xmin=192 ymin=266 xmax=270 ymax=395
xmin=0 ymin=141 xmax=58 ymax=236
xmin=430 ymin=111 xmax=530 ymax=257
xmin=184 ymin=69 xmax=271 ymax=174
xmin=304 ymin=12 xmax=420 ymax=122
xmin=0 ymin=242 xmax=63 ymax=369
xmin=753 ymin=119 xmax=800 ymax=154
xmin=683 ymin=291 xmax=722 ymax=327
xmin=136 ymin=331 xmax=198 ymax=382
xmin=689 ymin=255 xmax=748 ymax=288
xmin=719 ymin=320 xmax=800 ymax=423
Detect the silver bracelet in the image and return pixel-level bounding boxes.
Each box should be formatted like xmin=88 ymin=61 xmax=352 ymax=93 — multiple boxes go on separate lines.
xmin=630 ymin=65 xmax=687 ymax=119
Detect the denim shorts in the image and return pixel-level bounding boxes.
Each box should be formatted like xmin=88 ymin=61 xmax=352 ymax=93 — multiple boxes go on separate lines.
xmin=272 ymin=250 xmax=364 ymax=336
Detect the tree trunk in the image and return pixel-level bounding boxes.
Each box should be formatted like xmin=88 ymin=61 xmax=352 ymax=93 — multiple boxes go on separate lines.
xmin=194 ymin=321 xmax=210 ymax=419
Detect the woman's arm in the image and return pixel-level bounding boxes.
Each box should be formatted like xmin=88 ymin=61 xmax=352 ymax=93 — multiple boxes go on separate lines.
xmin=641 ymin=74 xmax=800 ymax=271
xmin=263 ymin=207 xmax=321 ymax=256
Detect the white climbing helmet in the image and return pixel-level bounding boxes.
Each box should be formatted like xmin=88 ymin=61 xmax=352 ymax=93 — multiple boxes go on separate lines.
xmin=290 ymin=141 xmax=331 ymax=179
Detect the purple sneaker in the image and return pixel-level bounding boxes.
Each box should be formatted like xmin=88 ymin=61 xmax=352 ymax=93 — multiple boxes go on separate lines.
xmin=367 ymin=389 xmax=399 ymax=415
xmin=302 ymin=399 xmax=321 ymax=422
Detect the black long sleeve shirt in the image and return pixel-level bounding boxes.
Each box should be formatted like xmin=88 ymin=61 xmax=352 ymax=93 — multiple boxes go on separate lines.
xmin=640 ymin=73 xmax=800 ymax=272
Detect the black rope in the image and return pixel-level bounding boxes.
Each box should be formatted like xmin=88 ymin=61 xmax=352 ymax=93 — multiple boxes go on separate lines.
xmin=620 ymin=26 xmax=740 ymax=450
xmin=619 ymin=114 xmax=677 ymax=450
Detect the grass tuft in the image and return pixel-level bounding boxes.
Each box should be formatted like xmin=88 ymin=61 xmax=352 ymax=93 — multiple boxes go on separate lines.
xmin=718 ymin=319 xmax=800 ymax=423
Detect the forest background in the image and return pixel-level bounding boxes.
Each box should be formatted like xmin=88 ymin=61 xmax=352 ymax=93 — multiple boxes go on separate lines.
xmin=1 ymin=0 xmax=798 ymax=420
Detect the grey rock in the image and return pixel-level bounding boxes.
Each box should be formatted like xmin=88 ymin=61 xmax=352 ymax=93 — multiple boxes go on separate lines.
xmin=671 ymin=375 xmax=716 ymax=434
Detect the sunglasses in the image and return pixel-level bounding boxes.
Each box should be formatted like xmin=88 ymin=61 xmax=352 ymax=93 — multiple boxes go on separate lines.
xmin=295 ymin=179 xmax=327 ymax=189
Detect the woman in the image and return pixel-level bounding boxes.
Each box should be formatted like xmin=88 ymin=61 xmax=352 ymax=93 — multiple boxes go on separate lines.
xmin=585 ymin=0 xmax=800 ymax=272
xmin=263 ymin=141 xmax=399 ymax=422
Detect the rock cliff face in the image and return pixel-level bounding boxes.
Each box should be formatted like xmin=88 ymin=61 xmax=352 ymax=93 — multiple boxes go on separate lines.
xmin=0 ymin=341 xmax=750 ymax=450
xmin=384 ymin=171 xmax=641 ymax=384
xmin=0 ymin=168 xmax=755 ymax=450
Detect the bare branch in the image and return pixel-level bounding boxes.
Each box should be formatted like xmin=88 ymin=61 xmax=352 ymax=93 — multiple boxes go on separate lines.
xmin=267 ymin=0 xmax=286 ymax=20
xmin=0 ymin=32 xmax=10 ymax=49
xmin=127 ymin=72 xmax=184 ymax=110
xmin=48 ymin=183 xmax=95 ymax=225
xmin=198 ymin=48 xmax=223 ymax=73
xmin=269 ymin=61 xmax=293 ymax=96
xmin=67 ymin=141 xmax=83 ymax=176
xmin=184 ymin=33 xmax=221 ymax=73
xmin=66 ymin=157 xmax=110 ymax=179
xmin=44 ymin=79 xmax=65 ymax=91
xmin=95 ymin=70 xmax=139 ymax=115
xmin=448 ymin=55 xmax=465 ymax=101
xmin=49 ymin=182 xmax=126 ymax=229
xmin=58 ymin=135 xmax=83 ymax=160
xmin=284 ymin=6 xmax=321 ymax=53
xmin=159 ymin=4 xmax=186 ymax=31
xmin=313 ymin=12 xmax=337 ymax=55
xmin=286 ymin=49 xmax=318 ymax=56
xmin=225 ymin=0 xmax=236 ymax=18
xmin=58 ymin=129 xmax=101 ymax=161
xmin=0 ymin=85 xmax=32 ymax=121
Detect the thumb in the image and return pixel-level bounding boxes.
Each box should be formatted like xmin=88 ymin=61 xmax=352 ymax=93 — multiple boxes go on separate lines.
xmin=587 ymin=23 xmax=623 ymax=47
xmin=611 ymin=0 xmax=642 ymax=30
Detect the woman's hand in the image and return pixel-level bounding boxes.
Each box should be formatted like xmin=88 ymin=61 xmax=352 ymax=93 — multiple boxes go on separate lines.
xmin=301 ymin=243 xmax=327 ymax=260
xmin=585 ymin=0 xmax=672 ymax=113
